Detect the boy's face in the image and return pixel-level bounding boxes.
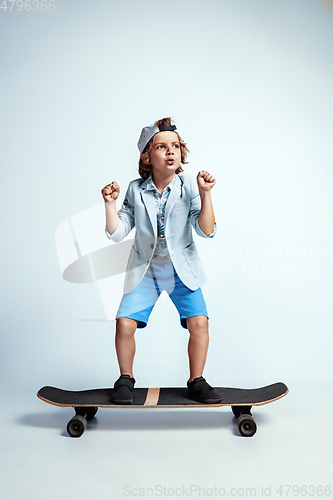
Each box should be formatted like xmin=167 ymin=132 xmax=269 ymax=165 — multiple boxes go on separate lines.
xmin=148 ymin=131 xmax=181 ymax=176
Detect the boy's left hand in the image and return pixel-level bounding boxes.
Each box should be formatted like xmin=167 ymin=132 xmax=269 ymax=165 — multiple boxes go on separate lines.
xmin=197 ymin=170 xmax=216 ymax=194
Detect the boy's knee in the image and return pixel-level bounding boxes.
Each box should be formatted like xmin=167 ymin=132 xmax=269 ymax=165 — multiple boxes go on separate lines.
xmin=116 ymin=317 xmax=137 ymax=337
xmin=187 ymin=315 xmax=208 ymax=334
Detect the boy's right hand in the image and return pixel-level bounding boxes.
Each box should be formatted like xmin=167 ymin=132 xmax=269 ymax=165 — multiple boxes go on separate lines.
xmin=101 ymin=181 xmax=120 ymax=203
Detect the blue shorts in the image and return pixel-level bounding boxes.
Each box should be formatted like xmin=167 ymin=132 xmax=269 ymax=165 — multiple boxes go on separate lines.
xmin=116 ymin=257 xmax=208 ymax=329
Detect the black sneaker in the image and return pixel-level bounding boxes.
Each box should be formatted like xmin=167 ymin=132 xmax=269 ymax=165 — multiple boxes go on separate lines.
xmin=187 ymin=376 xmax=222 ymax=404
xmin=112 ymin=375 xmax=136 ymax=404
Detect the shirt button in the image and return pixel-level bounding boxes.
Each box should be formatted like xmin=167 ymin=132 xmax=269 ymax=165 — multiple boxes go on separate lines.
xmin=161 ymin=216 xmax=164 ymax=220
xmin=150 ymin=244 xmax=154 ymax=249
xmin=162 ymin=198 xmax=166 ymax=202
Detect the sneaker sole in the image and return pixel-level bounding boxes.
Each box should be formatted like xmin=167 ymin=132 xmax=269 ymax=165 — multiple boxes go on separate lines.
xmin=188 ymin=393 xmax=223 ymax=404
xmin=111 ymin=399 xmax=133 ymax=404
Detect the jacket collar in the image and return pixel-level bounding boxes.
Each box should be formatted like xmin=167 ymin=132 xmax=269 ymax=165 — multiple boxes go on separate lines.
xmin=140 ymin=173 xmax=183 ymax=192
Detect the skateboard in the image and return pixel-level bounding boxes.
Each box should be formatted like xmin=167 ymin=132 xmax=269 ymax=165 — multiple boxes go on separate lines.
xmin=37 ymin=382 xmax=288 ymax=438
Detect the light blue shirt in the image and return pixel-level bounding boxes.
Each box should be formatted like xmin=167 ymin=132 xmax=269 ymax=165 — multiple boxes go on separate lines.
xmin=146 ymin=175 xmax=176 ymax=258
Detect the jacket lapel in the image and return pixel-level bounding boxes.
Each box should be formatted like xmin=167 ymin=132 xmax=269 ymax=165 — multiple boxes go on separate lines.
xmin=165 ymin=175 xmax=182 ymax=221
xmin=140 ymin=179 xmax=157 ymax=236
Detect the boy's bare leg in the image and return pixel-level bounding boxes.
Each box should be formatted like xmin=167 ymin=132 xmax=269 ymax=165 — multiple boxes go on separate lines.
xmin=186 ymin=315 xmax=222 ymax=403
xmin=115 ymin=317 xmax=137 ymax=378
xmin=186 ymin=315 xmax=209 ymax=382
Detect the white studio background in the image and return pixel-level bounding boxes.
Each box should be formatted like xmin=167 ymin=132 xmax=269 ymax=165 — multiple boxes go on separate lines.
xmin=1 ymin=2 xmax=333 ymax=500
xmin=1 ymin=0 xmax=332 ymax=395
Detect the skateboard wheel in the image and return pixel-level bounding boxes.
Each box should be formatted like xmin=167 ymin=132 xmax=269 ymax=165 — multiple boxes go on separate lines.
xmin=232 ymin=405 xmax=252 ymax=418
xmin=67 ymin=415 xmax=88 ymax=438
xmin=237 ymin=414 xmax=257 ymax=437
xmin=75 ymin=406 xmax=98 ymax=420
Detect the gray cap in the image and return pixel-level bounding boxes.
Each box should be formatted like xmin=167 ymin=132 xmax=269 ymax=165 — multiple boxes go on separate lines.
xmin=137 ymin=122 xmax=178 ymax=154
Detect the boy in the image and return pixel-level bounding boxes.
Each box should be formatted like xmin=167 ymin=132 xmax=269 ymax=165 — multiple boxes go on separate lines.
xmin=101 ymin=117 xmax=221 ymax=404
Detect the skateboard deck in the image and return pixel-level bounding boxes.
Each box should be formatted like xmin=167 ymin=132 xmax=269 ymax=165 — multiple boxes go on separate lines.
xmin=37 ymin=382 xmax=288 ymax=438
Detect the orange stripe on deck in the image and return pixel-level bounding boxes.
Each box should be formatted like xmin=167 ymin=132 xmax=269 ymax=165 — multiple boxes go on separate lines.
xmin=144 ymin=388 xmax=160 ymax=406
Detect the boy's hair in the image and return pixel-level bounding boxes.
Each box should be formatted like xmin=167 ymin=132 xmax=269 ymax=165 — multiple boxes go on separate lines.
xmin=139 ymin=117 xmax=189 ymax=180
